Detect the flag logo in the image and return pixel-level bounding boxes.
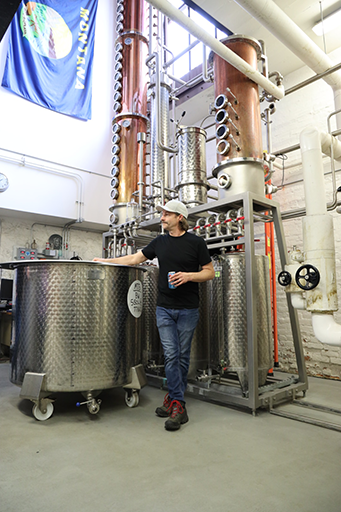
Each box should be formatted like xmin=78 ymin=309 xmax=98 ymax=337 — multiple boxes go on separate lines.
xmin=20 ymin=3 xmax=72 ymax=59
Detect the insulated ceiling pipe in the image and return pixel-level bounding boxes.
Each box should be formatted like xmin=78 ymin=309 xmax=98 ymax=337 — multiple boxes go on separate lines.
xmin=300 ymin=127 xmax=341 ymax=346
xmin=234 ymin=0 xmax=341 ymax=123
xmin=145 ymin=0 xmax=284 ymax=100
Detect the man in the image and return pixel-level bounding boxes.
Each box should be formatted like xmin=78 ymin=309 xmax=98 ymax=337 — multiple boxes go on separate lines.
xmin=94 ymin=199 xmax=214 ymax=431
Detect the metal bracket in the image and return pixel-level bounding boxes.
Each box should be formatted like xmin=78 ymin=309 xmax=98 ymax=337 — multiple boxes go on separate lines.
xmin=20 ymin=372 xmax=46 ymax=400
xmin=123 ymin=364 xmax=147 ymax=390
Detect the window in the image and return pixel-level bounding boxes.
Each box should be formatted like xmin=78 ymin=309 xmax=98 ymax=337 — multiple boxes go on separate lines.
xmin=166 ymin=1 xmax=226 ymax=78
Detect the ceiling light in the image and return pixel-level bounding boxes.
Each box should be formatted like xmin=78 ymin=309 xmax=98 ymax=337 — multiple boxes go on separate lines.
xmin=312 ymin=8 xmax=341 ymax=36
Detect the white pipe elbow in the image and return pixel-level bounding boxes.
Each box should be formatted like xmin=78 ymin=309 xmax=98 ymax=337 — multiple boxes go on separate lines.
xmin=320 ymin=132 xmax=341 ymax=161
xmin=312 ymin=313 xmax=341 ymax=346
xmin=290 ymin=293 xmax=306 ymax=310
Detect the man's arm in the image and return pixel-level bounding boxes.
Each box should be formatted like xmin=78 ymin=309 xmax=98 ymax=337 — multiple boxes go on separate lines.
xmin=169 ymin=261 xmax=215 ymax=287
xmin=93 ymin=250 xmax=148 ymax=266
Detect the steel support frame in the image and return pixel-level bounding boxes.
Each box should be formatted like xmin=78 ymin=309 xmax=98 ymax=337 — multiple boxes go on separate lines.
xmin=104 ymin=190 xmax=308 ymax=412
xmin=148 ymin=191 xmax=308 ymax=412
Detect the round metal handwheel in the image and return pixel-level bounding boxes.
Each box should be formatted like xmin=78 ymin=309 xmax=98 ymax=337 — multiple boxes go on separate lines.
xmin=295 ymin=264 xmax=320 ymax=291
xmin=32 ymin=402 xmax=54 ymax=421
xmin=277 ymin=270 xmax=292 ymax=287
xmin=125 ymin=390 xmax=139 ymax=408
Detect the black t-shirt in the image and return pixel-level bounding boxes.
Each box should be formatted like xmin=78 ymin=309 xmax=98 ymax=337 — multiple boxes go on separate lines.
xmin=142 ymin=231 xmax=211 ymax=309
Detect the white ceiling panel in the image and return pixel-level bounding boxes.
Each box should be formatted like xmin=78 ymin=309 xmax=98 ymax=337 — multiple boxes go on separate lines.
xmin=190 ymin=0 xmax=341 ymax=77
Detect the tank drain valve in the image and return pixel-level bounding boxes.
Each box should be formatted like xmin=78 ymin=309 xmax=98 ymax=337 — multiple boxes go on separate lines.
xmin=76 ymin=397 xmax=102 ymax=415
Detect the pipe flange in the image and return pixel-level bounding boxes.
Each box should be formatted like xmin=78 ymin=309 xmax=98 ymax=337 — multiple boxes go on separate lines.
xmin=214 ymin=94 xmax=228 ymax=110
xmin=216 ymin=124 xmax=230 ymax=139
xmin=112 ymin=122 xmax=121 ymax=133
xmin=215 ymin=109 xmax=229 ymax=125
xmin=111 ymin=166 xmax=120 ymax=177
xmin=217 ymin=173 xmax=232 ymax=190
xmin=112 ymin=133 xmax=121 ymax=145
xmin=111 ymin=188 xmax=119 ymax=200
xmin=216 ymin=139 xmax=231 ymax=156
xmin=212 ymin=157 xmax=264 ymax=178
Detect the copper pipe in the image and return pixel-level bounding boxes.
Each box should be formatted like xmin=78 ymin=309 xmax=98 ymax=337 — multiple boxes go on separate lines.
xmin=213 ymin=36 xmax=263 ymax=163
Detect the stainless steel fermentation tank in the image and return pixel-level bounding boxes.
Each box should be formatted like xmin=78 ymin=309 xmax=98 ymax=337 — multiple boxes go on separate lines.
xmin=141 ymin=264 xmax=162 ymax=368
xmin=210 ymin=253 xmax=272 ymax=393
xmin=9 ymin=261 xmax=146 ymax=420
xmin=140 ymin=263 xmax=209 ymax=378
xmin=142 ymin=254 xmax=272 ymax=393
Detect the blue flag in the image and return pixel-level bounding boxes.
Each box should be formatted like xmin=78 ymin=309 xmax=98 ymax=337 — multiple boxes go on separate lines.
xmin=1 ymin=0 xmax=99 ymax=120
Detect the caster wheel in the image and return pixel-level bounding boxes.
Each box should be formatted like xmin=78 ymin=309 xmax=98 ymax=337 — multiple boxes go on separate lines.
xmin=125 ymin=390 xmax=139 ymax=408
xmin=32 ymin=402 xmax=54 ymax=421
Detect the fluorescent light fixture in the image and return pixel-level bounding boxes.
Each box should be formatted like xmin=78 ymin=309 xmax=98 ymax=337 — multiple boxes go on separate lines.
xmin=313 ymin=8 xmax=341 ymax=36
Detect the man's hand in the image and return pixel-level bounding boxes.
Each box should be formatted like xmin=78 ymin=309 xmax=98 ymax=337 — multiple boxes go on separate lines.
xmin=169 ymin=262 xmax=215 ymax=287
xmin=169 ymin=271 xmax=190 ymax=287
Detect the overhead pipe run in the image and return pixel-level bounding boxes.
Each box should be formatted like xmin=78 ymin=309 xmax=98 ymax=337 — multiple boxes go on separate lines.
xmin=145 ymin=0 xmax=285 ymax=100
xmin=234 ymin=0 xmax=341 ymax=119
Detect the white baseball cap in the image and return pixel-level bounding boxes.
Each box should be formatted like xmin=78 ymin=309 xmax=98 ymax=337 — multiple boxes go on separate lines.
xmin=156 ymin=199 xmax=188 ymax=219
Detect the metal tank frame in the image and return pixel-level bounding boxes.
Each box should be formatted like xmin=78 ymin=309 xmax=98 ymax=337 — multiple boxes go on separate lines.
xmin=140 ymin=191 xmax=308 ymax=414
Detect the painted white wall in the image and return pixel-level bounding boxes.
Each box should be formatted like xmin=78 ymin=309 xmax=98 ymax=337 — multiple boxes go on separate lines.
xmin=0 ymin=0 xmax=115 ymax=229
xmin=0 ymin=215 xmax=103 ymax=281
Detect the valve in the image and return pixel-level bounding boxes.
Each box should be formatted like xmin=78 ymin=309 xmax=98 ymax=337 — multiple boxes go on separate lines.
xmin=295 ymin=264 xmax=320 ymax=291
xmin=277 ymin=270 xmax=292 ymax=287
xmin=76 ymin=396 xmax=102 ymax=415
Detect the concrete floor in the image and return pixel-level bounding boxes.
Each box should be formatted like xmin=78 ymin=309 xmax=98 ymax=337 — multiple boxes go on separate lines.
xmin=1 ymin=361 xmax=341 ymax=512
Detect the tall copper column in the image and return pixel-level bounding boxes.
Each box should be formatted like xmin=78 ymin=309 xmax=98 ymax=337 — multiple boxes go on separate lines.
xmin=110 ymin=0 xmax=148 ymax=225
xmin=211 ymin=35 xmax=265 ymax=198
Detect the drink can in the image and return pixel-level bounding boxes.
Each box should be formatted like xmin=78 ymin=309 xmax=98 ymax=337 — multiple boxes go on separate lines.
xmin=168 ymin=271 xmax=176 ymax=289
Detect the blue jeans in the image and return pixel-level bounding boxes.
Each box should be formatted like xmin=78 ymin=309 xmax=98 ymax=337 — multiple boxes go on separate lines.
xmin=156 ymin=306 xmax=200 ymax=403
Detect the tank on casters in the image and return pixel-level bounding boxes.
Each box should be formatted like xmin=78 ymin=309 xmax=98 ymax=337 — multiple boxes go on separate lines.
xmin=3 ymin=260 xmax=146 ymax=421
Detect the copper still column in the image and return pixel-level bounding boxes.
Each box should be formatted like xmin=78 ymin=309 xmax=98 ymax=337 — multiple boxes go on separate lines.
xmin=211 ymin=35 xmax=265 ymax=198
xmin=110 ymin=0 xmax=149 ymax=226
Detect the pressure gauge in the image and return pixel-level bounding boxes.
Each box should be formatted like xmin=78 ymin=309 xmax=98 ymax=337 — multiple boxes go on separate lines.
xmin=0 ymin=173 xmax=9 ymax=192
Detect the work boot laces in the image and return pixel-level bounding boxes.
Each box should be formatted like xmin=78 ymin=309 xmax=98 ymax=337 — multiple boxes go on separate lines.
xmin=169 ymin=400 xmax=184 ymax=418
xmin=163 ymin=393 xmax=171 ymax=409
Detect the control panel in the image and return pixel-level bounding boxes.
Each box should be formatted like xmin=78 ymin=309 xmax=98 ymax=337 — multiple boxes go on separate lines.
xmin=16 ymin=248 xmax=38 ymax=260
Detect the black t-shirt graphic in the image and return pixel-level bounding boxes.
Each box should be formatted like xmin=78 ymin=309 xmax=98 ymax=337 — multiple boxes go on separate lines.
xmin=142 ymin=232 xmax=211 ymax=309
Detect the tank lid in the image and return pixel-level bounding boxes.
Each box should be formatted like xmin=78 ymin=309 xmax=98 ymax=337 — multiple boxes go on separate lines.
xmin=176 ymin=126 xmax=207 ymax=138
xmin=0 ymin=260 xmax=147 ymax=270
xmin=208 ymin=34 xmax=262 ymax=65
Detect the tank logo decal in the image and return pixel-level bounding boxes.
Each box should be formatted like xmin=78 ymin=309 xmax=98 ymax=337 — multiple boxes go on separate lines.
xmin=127 ymin=280 xmax=143 ymax=318
xmin=87 ymin=268 xmax=105 ymax=280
